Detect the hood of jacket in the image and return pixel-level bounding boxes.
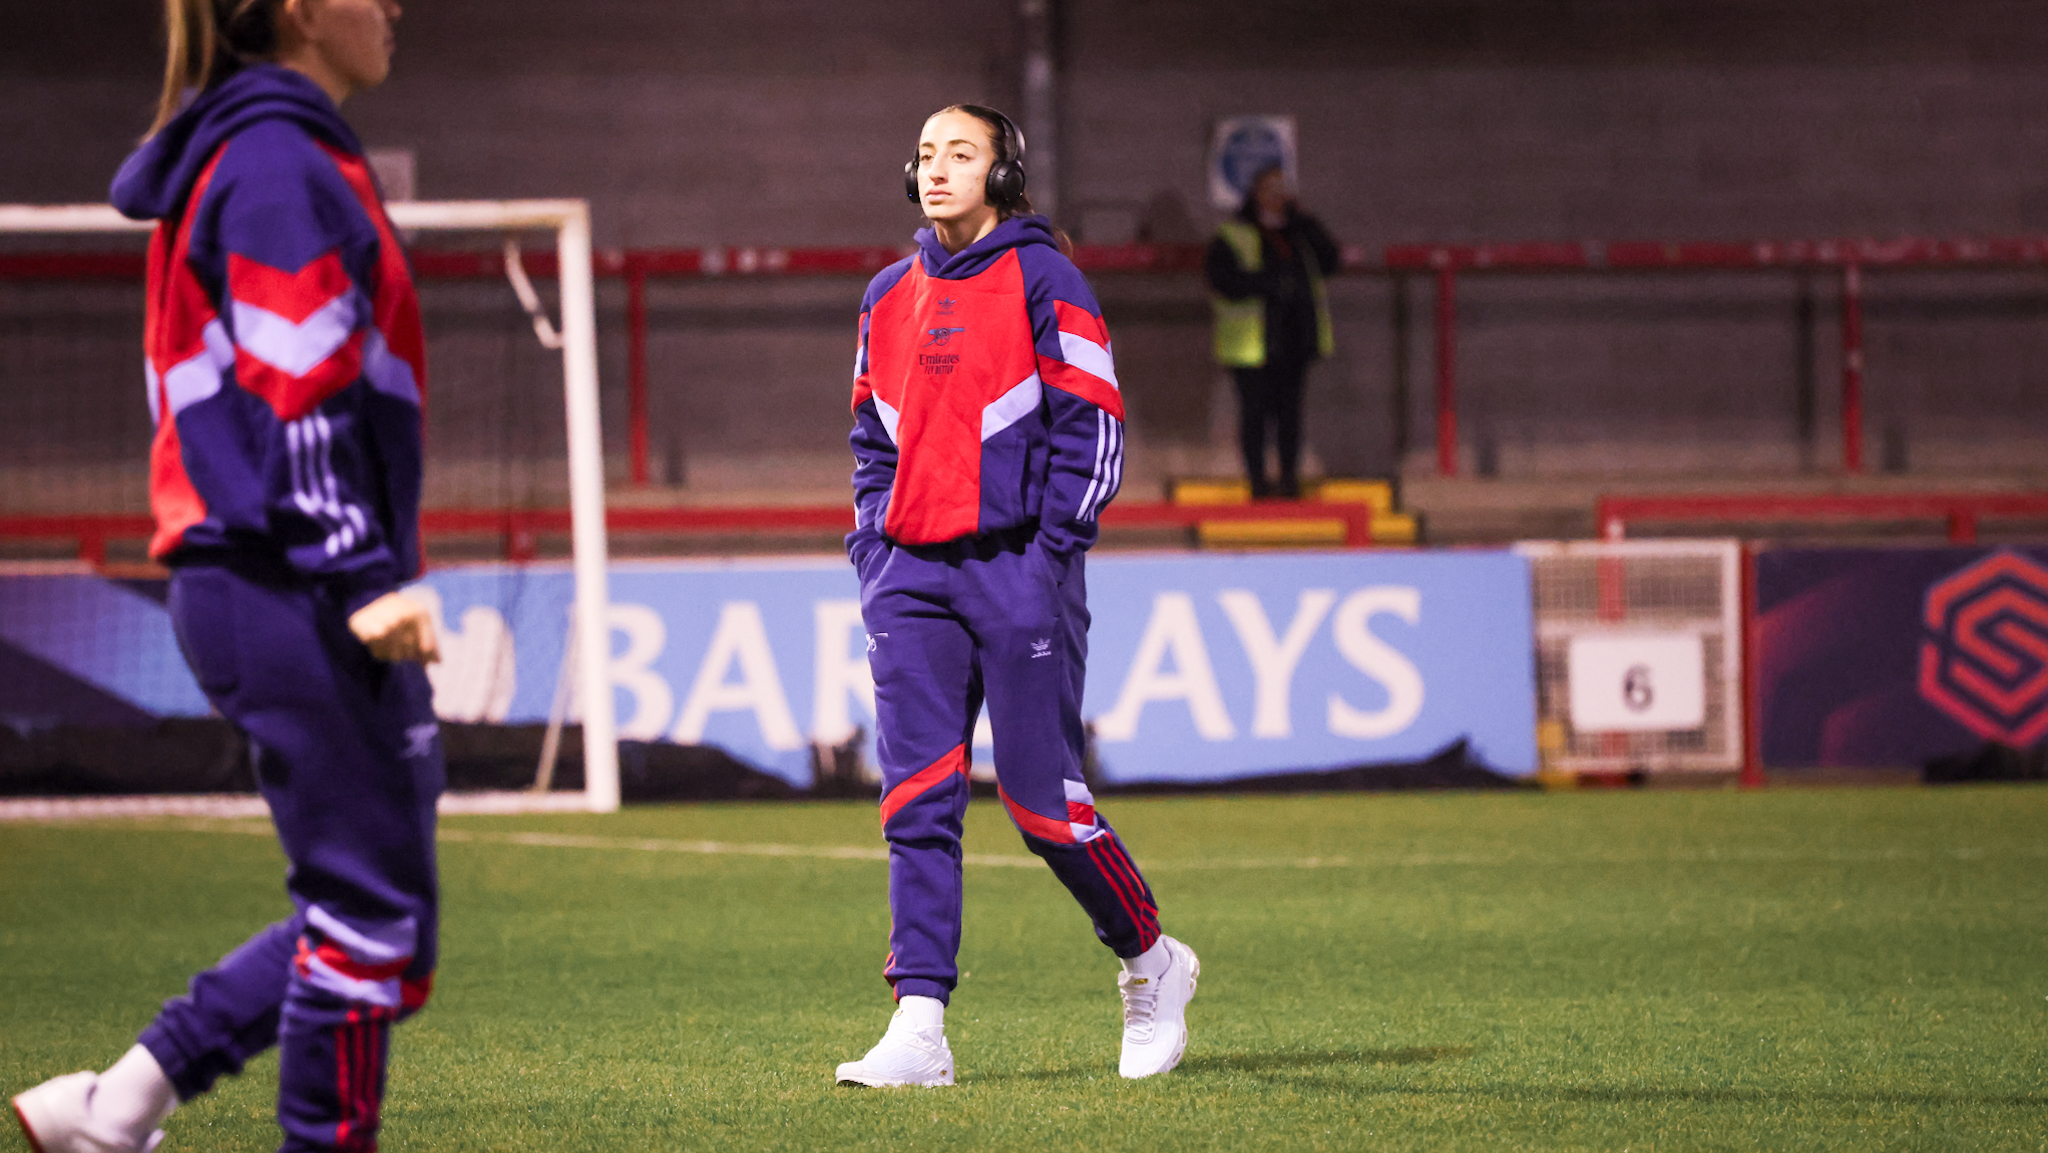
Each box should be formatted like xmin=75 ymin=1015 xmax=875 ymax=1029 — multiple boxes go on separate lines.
xmin=914 ymin=214 xmax=1062 ymax=280
xmin=111 ymin=64 xmax=363 ymax=222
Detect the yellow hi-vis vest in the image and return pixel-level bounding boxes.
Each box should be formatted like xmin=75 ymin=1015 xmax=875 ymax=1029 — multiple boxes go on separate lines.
xmin=1211 ymin=220 xmax=1335 ymax=368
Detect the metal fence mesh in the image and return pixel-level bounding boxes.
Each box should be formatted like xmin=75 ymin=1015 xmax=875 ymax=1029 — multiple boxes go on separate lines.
xmin=1518 ymin=539 xmax=1744 ymax=772
xmin=0 ymin=239 xmax=599 ymax=567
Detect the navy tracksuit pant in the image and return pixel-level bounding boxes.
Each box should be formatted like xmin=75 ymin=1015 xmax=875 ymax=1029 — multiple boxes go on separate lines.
xmin=139 ymin=565 xmax=441 ymax=1153
xmin=860 ymin=531 xmax=1160 ymax=1004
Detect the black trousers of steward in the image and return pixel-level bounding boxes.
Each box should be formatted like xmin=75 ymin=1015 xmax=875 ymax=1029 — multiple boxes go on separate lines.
xmin=1232 ymin=356 xmax=1310 ymax=498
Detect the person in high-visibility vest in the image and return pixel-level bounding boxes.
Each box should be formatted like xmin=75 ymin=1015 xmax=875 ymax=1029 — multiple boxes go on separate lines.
xmin=1205 ymin=164 xmax=1340 ymax=498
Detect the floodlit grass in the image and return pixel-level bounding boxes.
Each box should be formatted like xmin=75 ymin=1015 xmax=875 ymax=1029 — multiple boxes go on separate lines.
xmin=5 ymin=787 xmax=2046 ymax=1151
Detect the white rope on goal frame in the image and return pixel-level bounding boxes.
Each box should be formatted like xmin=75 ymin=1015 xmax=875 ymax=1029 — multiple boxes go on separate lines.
xmin=0 ymin=200 xmax=622 ymax=813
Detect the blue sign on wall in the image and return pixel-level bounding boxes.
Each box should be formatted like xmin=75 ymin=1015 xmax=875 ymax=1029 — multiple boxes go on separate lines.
xmin=1 ymin=551 xmax=1537 ymax=788
xmin=1208 ymin=115 xmax=1297 ymax=211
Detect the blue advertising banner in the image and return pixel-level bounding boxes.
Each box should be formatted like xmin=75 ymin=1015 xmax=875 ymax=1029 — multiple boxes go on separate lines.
xmin=1077 ymin=553 xmax=1534 ymax=782
xmin=1 ymin=550 xmax=1538 ymax=788
xmin=0 ymin=574 xmax=209 ymax=720
xmin=1757 ymin=545 xmax=2048 ymax=768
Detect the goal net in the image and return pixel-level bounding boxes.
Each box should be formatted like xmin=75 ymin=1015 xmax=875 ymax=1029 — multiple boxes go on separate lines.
xmin=0 ymin=201 xmax=619 ymax=811
xmin=1515 ymin=538 xmax=1744 ymax=776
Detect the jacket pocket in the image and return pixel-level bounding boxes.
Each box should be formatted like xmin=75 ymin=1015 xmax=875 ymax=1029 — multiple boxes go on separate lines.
xmin=168 ymin=569 xmax=240 ymax=699
xmin=852 ymin=536 xmax=892 ymax=587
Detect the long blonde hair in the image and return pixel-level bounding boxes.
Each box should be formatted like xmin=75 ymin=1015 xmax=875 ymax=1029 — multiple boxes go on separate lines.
xmin=151 ymin=0 xmax=287 ymax=135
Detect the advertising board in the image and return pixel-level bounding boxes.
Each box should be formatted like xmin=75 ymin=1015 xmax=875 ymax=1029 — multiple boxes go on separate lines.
xmin=1 ymin=550 xmax=1539 ymax=788
xmin=1756 ymin=545 xmax=2048 ymax=767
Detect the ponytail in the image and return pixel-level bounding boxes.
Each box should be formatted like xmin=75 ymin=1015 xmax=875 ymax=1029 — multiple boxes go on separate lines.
xmin=151 ymin=0 xmax=285 ymax=136
xmin=997 ymin=189 xmax=1074 ymax=256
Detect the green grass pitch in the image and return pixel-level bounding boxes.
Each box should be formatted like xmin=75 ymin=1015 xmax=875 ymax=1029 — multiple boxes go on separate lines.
xmin=5 ymin=786 xmax=2046 ymax=1151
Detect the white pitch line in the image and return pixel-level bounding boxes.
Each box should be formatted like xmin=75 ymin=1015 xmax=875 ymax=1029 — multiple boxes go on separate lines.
xmin=0 ymin=791 xmax=596 ymax=823
xmin=8 ymin=817 xmax=1044 ymax=869
xmin=0 ymin=794 xmax=273 ymax=822
xmin=9 ymin=803 xmax=2044 ymax=872
xmin=261 ymin=830 xmax=2048 ymax=871
xmin=433 ymin=828 xmax=1048 ymax=868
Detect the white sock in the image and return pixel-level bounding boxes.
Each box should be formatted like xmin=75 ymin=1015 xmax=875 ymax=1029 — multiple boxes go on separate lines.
xmin=891 ymin=995 xmax=945 ymax=1035
xmin=1120 ymin=938 xmax=1171 ymax=979
xmin=94 ymin=1045 xmax=177 ymax=1140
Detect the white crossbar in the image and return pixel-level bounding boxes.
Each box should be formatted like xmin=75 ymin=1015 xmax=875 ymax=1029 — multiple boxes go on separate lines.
xmin=1 ymin=200 xmax=620 ymax=812
xmin=0 ymin=199 xmax=595 ymax=234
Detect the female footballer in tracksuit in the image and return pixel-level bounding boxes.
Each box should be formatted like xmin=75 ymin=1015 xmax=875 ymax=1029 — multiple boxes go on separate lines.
xmin=833 ymin=105 xmax=1200 ymax=1088
xmin=12 ymin=3 xmax=443 ymax=1152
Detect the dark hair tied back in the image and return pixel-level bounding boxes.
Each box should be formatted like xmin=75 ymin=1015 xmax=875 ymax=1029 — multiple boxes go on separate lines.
xmin=217 ymin=0 xmax=284 ymax=58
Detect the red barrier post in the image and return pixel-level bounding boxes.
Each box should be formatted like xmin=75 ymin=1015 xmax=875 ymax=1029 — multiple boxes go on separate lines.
xmin=1840 ymin=263 xmax=1865 ymax=473
xmin=1340 ymin=504 xmax=1374 ymax=548
xmin=1597 ymin=495 xmax=1625 ymax=541
xmin=626 ymin=263 xmax=651 ymax=487
xmin=1595 ymin=550 xmax=1631 ymax=763
xmin=503 ymin=512 xmax=539 ymax=563
xmin=1947 ymin=508 xmax=1977 ymax=544
xmin=1739 ymin=541 xmax=1765 ymax=788
xmin=1435 ymin=266 xmax=1458 ymax=477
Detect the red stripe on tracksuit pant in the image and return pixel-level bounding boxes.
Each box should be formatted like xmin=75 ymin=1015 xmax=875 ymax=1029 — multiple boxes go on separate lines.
xmin=865 ymin=529 xmax=1162 ymax=1004
xmin=880 ymin=746 xmax=969 ymax=829
xmin=1088 ymin=838 xmax=1159 ymax=951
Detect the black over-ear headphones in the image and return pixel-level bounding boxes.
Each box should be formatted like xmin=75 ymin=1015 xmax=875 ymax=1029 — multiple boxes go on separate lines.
xmin=904 ymin=105 xmax=1028 ymax=209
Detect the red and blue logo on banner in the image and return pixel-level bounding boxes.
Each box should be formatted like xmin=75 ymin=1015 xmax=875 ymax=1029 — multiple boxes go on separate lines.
xmin=1919 ymin=549 xmax=2048 ymax=747
xmin=1756 ymin=544 xmax=2048 ymax=768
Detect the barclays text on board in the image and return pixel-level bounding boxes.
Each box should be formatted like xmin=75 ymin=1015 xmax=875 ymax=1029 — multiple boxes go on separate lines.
xmin=415 ymin=552 xmax=1537 ymax=786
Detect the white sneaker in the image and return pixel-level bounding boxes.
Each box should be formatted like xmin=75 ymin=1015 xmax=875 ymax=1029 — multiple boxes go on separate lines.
xmin=12 ymin=1072 xmax=165 ymax=1153
xmin=834 ymin=1027 xmax=955 ymax=1088
xmin=1118 ymin=935 xmax=1200 ymax=1079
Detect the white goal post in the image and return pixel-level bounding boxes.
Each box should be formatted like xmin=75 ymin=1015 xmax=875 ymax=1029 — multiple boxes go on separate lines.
xmin=0 ymin=200 xmax=620 ymax=812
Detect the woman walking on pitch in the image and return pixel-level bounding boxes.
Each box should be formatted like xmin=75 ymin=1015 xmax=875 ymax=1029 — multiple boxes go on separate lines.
xmin=836 ymin=104 xmax=1199 ymax=1088
xmin=13 ymin=2 xmax=443 ymax=1150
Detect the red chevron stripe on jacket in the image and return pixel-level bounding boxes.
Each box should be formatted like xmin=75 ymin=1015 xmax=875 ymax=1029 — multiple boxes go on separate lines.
xmin=114 ymin=65 xmax=427 ymax=614
xmin=849 ymin=214 xmax=1125 ymax=560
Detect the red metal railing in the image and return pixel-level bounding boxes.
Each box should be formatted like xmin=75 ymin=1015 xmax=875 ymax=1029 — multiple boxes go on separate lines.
xmin=11 ymin=234 xmax=2048 ymax=485
xmin=0 ymin=514 xmax=157 ymax=568
xmin=0 ymin=242 xmax=1216 ymax=489
xmin=1385 ymin=237 xmax=2048 ymax=478
xmin=0 ymin=499 xmax=1379 ymax=569
xmin=1596 ymin=491 xmax=2048 ymax=544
